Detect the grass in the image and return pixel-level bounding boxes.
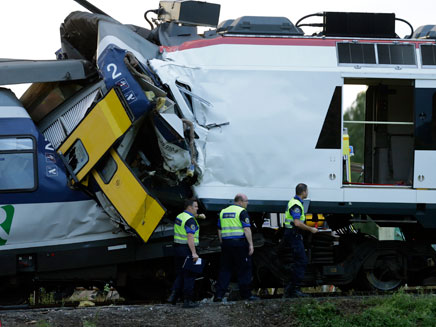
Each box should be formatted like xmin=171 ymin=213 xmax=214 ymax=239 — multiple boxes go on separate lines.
xmin=284 ymin=291 xmax=436 ymax=327
xmin=29 ymin=288 xmax=56 ymax=305
xmin=82 ymin=320 xmax=97 ymax=327
xmin=36 ymin=320 xmax=51 ymax=327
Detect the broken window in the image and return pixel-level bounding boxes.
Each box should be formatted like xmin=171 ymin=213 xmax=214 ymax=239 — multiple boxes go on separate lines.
xmin=64 ymin=139 xmax=89 ymax=175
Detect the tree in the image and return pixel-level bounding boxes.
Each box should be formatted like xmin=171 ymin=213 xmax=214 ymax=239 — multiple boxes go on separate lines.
xmin=344 ymin=91 xmax=365 ymax=165
xmin=344 ymin=91 xmax=365 ymax=182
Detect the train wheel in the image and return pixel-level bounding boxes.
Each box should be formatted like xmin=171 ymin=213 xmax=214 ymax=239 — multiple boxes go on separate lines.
xmin=360 ymin=254 xmax=404 ymax=291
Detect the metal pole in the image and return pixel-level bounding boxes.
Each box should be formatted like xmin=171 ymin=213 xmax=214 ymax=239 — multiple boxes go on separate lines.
xmin=73 ymin=0 xmax=111 ymax=17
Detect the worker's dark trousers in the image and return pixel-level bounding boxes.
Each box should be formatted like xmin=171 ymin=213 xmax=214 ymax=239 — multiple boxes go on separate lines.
xmin=171 ymin=244 xmax=196 ymax=300
xmin=215 ymin=239 xmax=252 ymax=299
xmin=283 ymin=228 xmax=308 ymax=292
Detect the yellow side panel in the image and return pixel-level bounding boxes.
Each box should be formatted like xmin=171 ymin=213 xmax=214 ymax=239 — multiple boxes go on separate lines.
xmin=59 ymin=89 xmax=132 ymax=181
xmin=92 ymin=149 xmax=166 ymax=243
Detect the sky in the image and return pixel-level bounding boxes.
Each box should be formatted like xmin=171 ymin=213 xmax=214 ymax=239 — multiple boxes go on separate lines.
xmin=1 ymin=0 xmax=435 ymax=106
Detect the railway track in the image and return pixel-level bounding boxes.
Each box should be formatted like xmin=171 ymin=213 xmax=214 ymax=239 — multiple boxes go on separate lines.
xmin=0 ymin=286 xmax=434 ymax=312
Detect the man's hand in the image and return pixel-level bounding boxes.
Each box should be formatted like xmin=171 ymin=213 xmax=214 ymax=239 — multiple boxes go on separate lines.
xmin=294 ymin=219 xmax=318 ymax=234
xmin=243 ymin=227 xmax=254 ymax=256
xmin=192 ymin=252 xmax=199 ymax=262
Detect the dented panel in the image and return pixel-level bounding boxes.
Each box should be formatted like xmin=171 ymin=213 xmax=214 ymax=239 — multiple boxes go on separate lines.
xmin=92 ymin=149 xmax=165 ymax=243
xmin=58 ymin=88 xmax=132 ymax=182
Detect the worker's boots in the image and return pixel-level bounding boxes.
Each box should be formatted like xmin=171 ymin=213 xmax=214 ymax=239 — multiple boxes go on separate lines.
xmin=283 ymin=285 xmax=309 ymax=298
xmin=166 ymin=291 xmax=178 ymax=305
xmin=290 ymin=288 xmax=309 ymax=298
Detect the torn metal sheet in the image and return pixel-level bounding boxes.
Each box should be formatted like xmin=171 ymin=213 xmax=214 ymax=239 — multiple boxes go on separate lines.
xmin=2 ymin=200 xmax=121 ymax=249
xmin=153 ymin=99 xmax=192 ymax=176
xmin=149 ymin=45 xmax=343 ymax=202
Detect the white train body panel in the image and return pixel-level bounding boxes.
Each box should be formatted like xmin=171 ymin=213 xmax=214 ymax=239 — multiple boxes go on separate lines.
xmin=149 ymin=37 xmax=436 ymax=208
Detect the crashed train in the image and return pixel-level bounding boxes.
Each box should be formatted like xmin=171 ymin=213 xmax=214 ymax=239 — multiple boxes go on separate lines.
xmin=2 ymin=0 xmax=436 ymax=300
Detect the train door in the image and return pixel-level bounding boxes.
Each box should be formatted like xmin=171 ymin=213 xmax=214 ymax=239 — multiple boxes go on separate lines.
xmin=413 ymin=80 xmax=436 ymax=189
xmin=92 ymin=148 xmax=165 ymax=243
xmin=343 ymin=79 xmax=415 ymax=187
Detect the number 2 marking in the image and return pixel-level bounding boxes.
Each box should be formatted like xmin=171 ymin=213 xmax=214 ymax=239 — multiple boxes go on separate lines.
xmin=107 ymin=63 xmax=122 ymax=79
xmin=45 ymin=143 xmax=54 ymax=151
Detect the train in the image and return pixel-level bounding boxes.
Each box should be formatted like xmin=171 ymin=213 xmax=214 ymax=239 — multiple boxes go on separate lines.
xmin=1 ymin=0 xmax=436 ymax=302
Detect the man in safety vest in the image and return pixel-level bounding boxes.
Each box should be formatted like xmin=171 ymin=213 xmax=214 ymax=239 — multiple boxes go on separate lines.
xmin=167 ymin=198 xmax=201 ymax=308
xmin=214 ymin=193 xmax=259 ymax=301
xmin=283 ymin=183 xmax=318 ymax=298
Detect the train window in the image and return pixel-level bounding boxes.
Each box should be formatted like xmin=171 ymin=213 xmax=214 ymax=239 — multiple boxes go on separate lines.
xmin=420 ymin=44 xmax=436 ymax=66
xmin=415 ymin=88 xmax=436 ymax=150
xmin=377 ymin=44 xmax=416 ymax=66
xmin=0 ymin=137 xmax=36 ymax=191
xmin=96 ymin=153 xmax=117 ymax=184
xmin=337 ymin=43 xmax=376 ymax=64
xmin=316 ymin=87 xmax=342 ymax=149
xmin=64 ymin=139 xmax=89 ymax=175
xmin=0 ymin=138 xmax=33 ymax=151
xmin=338 ymin=43 xmax=417 ymax=67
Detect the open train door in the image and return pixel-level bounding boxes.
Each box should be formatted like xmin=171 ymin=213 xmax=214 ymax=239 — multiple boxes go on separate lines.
xmin=413 ymin=80 xmax=436 ymax=189
xmin=92 ymin=148 xmax=165 ymax=243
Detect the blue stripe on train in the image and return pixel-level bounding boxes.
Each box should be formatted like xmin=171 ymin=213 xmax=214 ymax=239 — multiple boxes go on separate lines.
xmin=0 ymin=117 xmax=90 ymax=204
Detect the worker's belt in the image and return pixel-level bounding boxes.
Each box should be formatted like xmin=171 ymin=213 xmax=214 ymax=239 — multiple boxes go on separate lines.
xmin=173 ymin=243 xmax=190 ymax=247
xmin=222 ymin=238 xmax=247 ymax=245
xmin=284 ymin=228 xmax=302 ymax=236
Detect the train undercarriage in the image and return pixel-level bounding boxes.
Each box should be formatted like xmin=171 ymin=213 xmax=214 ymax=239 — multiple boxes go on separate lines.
xmin=1 ymin=211 xmax=436 ymax=305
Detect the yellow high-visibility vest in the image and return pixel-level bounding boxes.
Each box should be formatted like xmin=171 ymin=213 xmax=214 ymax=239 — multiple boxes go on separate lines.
xmin=219 ymin=205 xmax=245 ymax=239
xmin=174 ymin=212 xmax=199 ymax=245
xmin=284 ymin=198 xmax=305 ymax=229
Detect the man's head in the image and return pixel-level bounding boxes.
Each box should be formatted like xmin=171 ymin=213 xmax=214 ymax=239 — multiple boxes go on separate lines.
xmin=296 ymin=183 xmax=308 ymax=199
xmin=184 ymin=198 xmax=199 ymax=216
xmin=234 ymin=193 xmax=249 ymax=209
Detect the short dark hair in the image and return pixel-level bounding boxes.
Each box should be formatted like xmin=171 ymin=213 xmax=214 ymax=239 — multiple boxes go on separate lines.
xmin=296 ymin=183 xmax=307 ymax=196
xmin=184 ymin=198 xmax=198 ymax=209
xmin=234 ymin=194 xmax=244 ymax=203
